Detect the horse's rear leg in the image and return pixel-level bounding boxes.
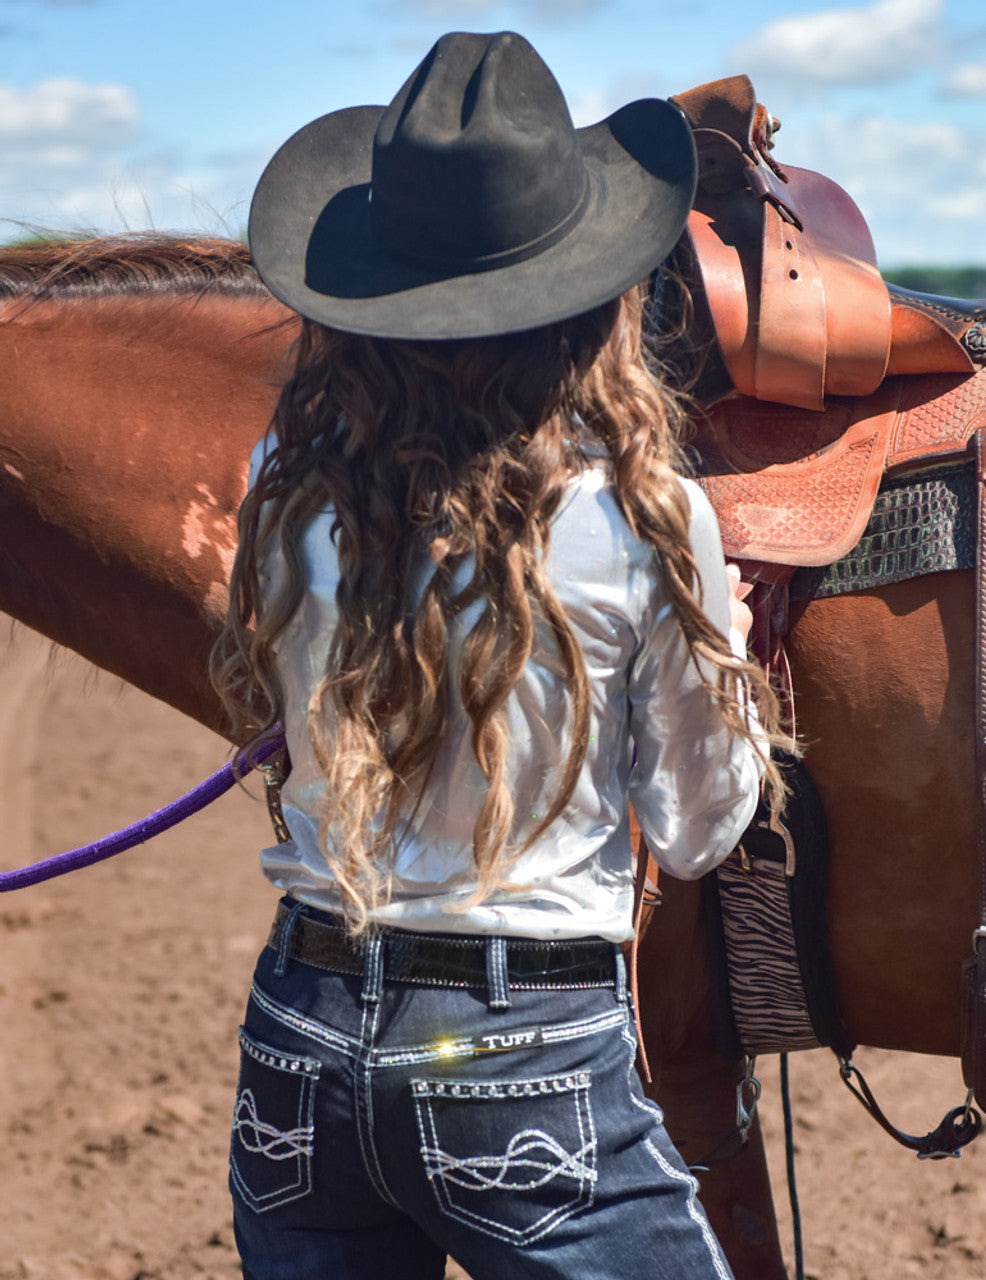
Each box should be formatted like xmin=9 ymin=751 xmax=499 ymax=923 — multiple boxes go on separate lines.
xmin=653 ymin=1054 xmax=788 ymax=1280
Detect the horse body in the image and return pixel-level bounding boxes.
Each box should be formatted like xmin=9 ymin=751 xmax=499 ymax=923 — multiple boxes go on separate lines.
xmin=788 ymin=574 xmax=977 ymax=1054
xmin=1 ymin=236 xmax=979 ymax=1280
xmin=0 ymin=251 xmax=296 ymax=726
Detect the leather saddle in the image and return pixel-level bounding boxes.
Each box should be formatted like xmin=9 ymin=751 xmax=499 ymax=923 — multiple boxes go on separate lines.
xmin=672 ymin=78 xmax=986 ymax=1115
xmin=669 ymin=75 xmax=986 ymax=571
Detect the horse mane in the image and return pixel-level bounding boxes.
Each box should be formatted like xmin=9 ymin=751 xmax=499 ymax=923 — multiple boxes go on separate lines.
xmin=0 ymin=234 xmax=272 ymax=301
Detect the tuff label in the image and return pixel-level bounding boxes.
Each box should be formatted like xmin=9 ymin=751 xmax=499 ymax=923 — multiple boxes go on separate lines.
xmin=472 ymin=1027 xmax=544 ymax=1053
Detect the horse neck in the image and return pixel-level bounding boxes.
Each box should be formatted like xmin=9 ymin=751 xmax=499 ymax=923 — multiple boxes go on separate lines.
xmin=0 ymin=293 xmax=298 ymax=735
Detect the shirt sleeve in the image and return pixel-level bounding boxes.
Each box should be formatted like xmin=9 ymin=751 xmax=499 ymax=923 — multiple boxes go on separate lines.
xmin=626 ymin=477 xmax=766 ymax=880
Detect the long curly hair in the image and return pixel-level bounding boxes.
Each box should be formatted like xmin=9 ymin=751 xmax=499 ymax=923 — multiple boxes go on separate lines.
xmin=212 ymin=282 xmax=786 ymax=933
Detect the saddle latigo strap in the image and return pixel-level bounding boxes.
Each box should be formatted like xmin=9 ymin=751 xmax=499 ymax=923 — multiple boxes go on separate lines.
xmin=961 ymin=931 xmax=986 ymax=1110
xmin=961 ymin=427 xmax=986 ymax=1109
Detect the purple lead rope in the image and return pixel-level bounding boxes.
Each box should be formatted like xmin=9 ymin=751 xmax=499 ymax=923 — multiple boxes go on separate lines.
xmin=0 ymin=735 xmax=286 ymax=892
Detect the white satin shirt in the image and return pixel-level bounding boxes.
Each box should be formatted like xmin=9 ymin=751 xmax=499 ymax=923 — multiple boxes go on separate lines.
xmin=251 ymin=438 xmax=765 ymax=943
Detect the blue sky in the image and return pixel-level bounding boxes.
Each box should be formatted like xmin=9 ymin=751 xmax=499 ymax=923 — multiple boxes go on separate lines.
xmin=2 ymin=0 xmax=984 ymax=267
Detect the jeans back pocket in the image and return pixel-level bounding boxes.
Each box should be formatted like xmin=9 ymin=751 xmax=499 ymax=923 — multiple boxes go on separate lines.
xmin=412 ymin=1070 xmax=596 ymax=1244
xmin=230 ymin=1027 xmax=320 ymax=1214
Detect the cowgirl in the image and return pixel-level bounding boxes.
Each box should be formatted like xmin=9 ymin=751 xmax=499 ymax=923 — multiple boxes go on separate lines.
xmin=214 ymin=30 xmax=784 ymax=1280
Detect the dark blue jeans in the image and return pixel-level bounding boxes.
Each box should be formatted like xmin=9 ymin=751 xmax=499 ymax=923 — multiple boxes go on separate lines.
xmin=229 ymin=912 xmax=734 ymax=1280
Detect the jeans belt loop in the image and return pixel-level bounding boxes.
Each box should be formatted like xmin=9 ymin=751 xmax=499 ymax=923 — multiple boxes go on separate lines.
xmin=361 ymin=934 xmax=384 ymax=1005
xmin=273 ymin=900 xmax=307 ymax=978
xmin=613 ymin=944 xmax=628 ymax=1003
xmin=485 ymin=935 xmax=511 ymax=1010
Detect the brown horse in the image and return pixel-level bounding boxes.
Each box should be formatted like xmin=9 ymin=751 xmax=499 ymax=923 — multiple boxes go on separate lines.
xmin=0 ymin=234 xmax=978 ymax=1279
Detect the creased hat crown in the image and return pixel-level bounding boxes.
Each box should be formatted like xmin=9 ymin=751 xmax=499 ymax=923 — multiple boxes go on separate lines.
xmin=371 ymin=32 xmax=587 ymax=269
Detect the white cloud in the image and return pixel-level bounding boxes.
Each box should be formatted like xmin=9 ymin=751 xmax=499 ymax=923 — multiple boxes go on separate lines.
xmin=775 ymin=111 xmax=986 ymax=264
xmin=0 ymin=78 xmax=137 ymax=147
xmin=0 ymin=78 xmax=140 ymax=235
xmin=1 ymin=144 xmax=266 ymax=240
xmin=943 ymin=61 xmax=986 ymax=97
xmin=731 ymin=0 xmax=942 ymax=90
xmin=927 ymin=187 xmax=986 ymax=220
xmin=0 ymin=77 xmax=263 ymax=239
xmin=568 ymin=73 xmax=664 ymax=127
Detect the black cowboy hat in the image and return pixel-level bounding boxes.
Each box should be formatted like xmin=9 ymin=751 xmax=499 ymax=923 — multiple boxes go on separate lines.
xmin=249 ymin=31 xmax=697 ymax=340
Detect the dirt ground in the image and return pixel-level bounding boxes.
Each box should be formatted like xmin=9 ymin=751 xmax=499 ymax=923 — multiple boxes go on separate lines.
xmin=1 ymin=622 xmax=983 ymax=1280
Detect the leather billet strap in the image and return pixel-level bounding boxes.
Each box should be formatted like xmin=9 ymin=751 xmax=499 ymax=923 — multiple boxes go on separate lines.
xmin=975 ymin=425 xmax=986 ymax=935
xmin=685 ymin=159 xmax=892 ymax=412
xmin=672 ymin=76 xmax=985 ymax=413
xmin=961 ymin=428 xmax=986 ymax=1108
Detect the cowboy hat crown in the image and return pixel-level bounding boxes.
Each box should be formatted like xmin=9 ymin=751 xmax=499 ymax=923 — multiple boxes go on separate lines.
xmin=371 ymin=32 xmax=588 ymax=270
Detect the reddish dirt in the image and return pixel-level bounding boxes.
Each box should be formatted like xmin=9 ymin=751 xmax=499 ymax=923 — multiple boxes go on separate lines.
xmin=1 ymin=624 xmax=983 ymax=1280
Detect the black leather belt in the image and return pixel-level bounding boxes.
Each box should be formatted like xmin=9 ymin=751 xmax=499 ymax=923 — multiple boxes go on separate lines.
xmin=267 ymin=900 xmax=616 ymax=989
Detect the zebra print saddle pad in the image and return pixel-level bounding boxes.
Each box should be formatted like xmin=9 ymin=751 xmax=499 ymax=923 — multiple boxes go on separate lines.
xmin=711 ymin=754 xmax=853 ymax=1058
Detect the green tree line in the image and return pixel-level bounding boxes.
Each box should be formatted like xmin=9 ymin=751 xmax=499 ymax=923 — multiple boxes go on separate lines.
xmin=883 ymin=265 xmax=986 ymax=298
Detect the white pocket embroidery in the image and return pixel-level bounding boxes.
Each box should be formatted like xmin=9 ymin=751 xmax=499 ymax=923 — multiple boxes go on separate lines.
xmin=413 ymin=1073 xmax=596 ymax=1243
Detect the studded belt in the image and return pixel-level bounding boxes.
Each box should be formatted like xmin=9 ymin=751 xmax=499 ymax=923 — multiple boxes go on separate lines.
xmin=267 ymin=899 xmax=617 ymax=990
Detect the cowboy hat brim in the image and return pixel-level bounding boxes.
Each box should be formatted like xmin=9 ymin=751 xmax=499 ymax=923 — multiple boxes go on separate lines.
xmin=249 ymin=97 xmax=696 ymax=340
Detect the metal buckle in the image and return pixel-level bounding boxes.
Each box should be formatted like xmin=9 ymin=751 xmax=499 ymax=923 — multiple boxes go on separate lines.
xmin=736 ymin=1055 xmax=762 ymax=1144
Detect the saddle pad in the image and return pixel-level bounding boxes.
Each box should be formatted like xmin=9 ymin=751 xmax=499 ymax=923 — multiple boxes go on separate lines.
xmin=712 ymin=755 xmax=852 ymax=1059
xmin=695 ymin=366 xmax=986 ymax=567
xmin=716 ymin=852 xmax=821 ymax=1054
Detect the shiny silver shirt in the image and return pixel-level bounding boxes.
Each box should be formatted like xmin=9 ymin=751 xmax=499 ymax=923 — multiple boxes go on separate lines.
xmin=253 ymin=439 xmax=765 ymax=942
